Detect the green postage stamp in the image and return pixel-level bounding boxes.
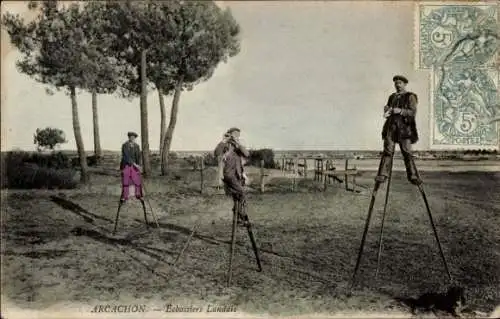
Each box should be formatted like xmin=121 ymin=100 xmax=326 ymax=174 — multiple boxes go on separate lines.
xmin=416 ymin=2 xmax=499 ymax=149
xmin=416 ymin=2 xmax=498 ymax=69
xmin=431 ymin=67 xmax=499 ymax=148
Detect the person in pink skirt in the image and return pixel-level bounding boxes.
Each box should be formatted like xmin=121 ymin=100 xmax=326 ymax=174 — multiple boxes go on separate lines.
xmin=120 ymin=131 xmax=143 ymax=202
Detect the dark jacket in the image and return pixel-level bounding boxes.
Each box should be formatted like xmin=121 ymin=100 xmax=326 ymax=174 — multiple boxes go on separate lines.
xmin=120 ymin=142 xmax=141 ymax=170
xmin=214 ymin=140 xmax=249 ymax=180
xmin=382 ymin=91 xmax=419 ymax=144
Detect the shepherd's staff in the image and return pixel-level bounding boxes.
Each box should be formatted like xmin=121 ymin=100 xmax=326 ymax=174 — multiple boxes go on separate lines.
xmin=172 ymin=218 xmax=202 ymax=267
xmin=140 ymin=179 xmax=160 ymax=228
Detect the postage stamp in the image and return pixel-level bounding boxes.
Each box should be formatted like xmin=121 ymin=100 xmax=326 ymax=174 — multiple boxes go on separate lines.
xmin=415 ymin=2 xmax=499 ymax=70
xmin=430 ymin=66 xmax=499 ymax=149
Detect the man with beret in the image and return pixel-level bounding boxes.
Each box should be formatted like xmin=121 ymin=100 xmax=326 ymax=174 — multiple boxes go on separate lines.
xmin=376 ymin=75 xmax=422 ymax=185
xmin=214 ymin=127 xmax=251 ymax=226
xmin=120 ymin=131 xmax=143 ymax=202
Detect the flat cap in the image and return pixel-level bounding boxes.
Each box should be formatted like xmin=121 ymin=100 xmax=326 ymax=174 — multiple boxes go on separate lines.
xmin=127 ymin=131 xmax=138 ymax=137
xmin=393 ymin=75 xmax=409 ymax=84
xmin=226 ymin=127 xmax=241 ymax=134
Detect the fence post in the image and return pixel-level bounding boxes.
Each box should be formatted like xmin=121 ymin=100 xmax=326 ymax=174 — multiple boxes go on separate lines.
xmin=293 ymin=157 xmax=299 ymax=191
xmin=200 ymin=157 xmax=204 ymax=194
xmin=326 ymin=159 xmax=332 ymax=185
xmin=352 ymin=164 xmax=357 ymax=192
xmin=314 ymin=159 xmax=318 ymax=181
xmin=303 ymin=158 xmax=308 ymax=178
xmin=260 ymin=159 xmax=265 ymax=193
xmin=320 ymin=159 xmax=324 ymax=183
xmin=216 ymin=156 xmax=223 ymax=190
xmin=344 ymin=158 xmax=349 ymax=191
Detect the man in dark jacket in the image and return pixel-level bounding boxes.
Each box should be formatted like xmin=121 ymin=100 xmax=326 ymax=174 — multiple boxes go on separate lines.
xmin=376 ymin=75 xmax=422 ymax=185
xmin=120 ymin=132 xmax=143 ymax=201
xmin=214 ymin=127 xmax=251 ymax=226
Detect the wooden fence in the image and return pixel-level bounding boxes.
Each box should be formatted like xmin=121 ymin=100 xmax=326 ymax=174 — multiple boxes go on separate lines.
xmin=278 ymin=156 xmax=359 ymax=192
xmin=191 ymin=156 xmax=359 ymax=194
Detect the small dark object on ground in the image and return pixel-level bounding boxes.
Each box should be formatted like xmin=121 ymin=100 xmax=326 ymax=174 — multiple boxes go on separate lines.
xmin=395 ymin=286 xmax=466 ymax=317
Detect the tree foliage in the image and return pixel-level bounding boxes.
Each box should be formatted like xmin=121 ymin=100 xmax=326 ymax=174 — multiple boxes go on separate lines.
xmin=88 ymin=0 xmax=240 ymax=103
xmin=2 ymin=0 xmax=243 ymax=176
xmin=143 ymin=1 xmax=241 ymax=93
xmin=87 ymin=1 xmax=242 ymax=174
xmin=2 ymin=1 xmax=123 ymax=95
xmin=151 ymin=1 xmax=241 ymax=174
xmin=1 ymin=1 xmax=124 ymax=183
xmin=33 ymin=127 xmax=67 ymax=151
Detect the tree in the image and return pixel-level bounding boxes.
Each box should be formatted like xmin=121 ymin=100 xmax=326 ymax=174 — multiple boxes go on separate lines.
xmin=140 ymin=2 xmax=177 ymax=157
xmin=158 ymin=86 xmax=168 ymax=153
xmin=33 ymin=127 xmax=67 ymax=151
xmin=99 ymin=1 xmax=241 ymax=175
xmin=148 ymin=1 xmax=241 ymax=175
xmin=97 ymin=0 xmax=160 ymax=177
xmin=78 ymin=1 xmax=125 ymax=161
xmin=2 ymin=1 xmax=122 ymax=183
xmin=91 ymin=89 xmax=101 ymax=159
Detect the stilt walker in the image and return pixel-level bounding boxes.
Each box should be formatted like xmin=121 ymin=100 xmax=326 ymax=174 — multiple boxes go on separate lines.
xmin=350 ymin=75 xmax=452 ymax=290
xmin=113 ymin=131 xmax=159 ymax=235
xmin=214 ymin=127 xmax=263 ymax=286
xmin=171 ymin=128 xmax=263 ymax=285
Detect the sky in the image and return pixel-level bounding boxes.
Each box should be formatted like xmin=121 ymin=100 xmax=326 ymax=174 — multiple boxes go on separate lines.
xmin=1 ymin=1 xmax=434 ymax=152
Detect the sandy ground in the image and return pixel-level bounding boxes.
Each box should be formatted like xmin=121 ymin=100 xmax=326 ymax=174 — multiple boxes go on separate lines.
xmin=1 ymin=162 xmax=499 ymax=319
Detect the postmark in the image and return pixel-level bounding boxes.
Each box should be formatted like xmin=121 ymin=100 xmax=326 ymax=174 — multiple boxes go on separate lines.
xmin=430 ymin=66 xmax=499 ymax=149
xmin=415 ymin=2 xmax=498 ymax=69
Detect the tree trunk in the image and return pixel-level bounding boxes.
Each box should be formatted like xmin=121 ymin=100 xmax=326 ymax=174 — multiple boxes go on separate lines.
xmin=161 ymin=78 xmax=184 ymax=175
xmin=70 ymin=86 xmax=89 ymax=184
xmin=158 ymin=87 xmax=166 ymax=154
xmin=91 ymin=89 xmax=102 ymax=161
xmin=140 ymin=50 xmax=151 ymax=177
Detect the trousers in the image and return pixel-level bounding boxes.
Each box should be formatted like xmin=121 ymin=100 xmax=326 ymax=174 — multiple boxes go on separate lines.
xmin=121 ymin=165 xmax=143 ymax=200
xmin=377 ymin=136 xmax=420 ymax=183
xmin=223 ymin=175 xmax=247 ymax=217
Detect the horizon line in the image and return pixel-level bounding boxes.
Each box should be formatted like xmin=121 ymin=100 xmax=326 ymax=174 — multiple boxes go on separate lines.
xmin=2 ymin=148 xmax=498 ymax=153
